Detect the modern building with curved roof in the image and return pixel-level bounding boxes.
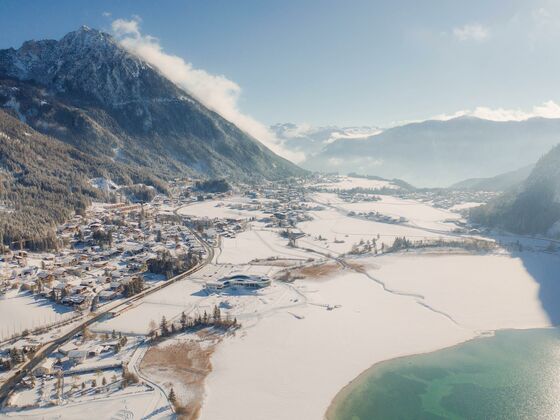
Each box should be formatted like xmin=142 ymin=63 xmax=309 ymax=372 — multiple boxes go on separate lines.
xmin=205 ymin=274 xmax=271 ymax=292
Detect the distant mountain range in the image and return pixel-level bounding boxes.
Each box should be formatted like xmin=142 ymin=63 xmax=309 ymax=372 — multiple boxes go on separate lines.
xmin=0 ymin=26 xmax=304 ymax=183
xmin=471 ymin=144 xmax=560 ymax=236
xmin=271 ymin=123 xmax=381 ymax=158
xmin=294 ymin=117 xmax=560 ymax=187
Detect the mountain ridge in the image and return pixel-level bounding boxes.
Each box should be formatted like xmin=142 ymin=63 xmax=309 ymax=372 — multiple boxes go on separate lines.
xmin=0 ymin=26 xmax=305 ymax=182
xmin=450 ymin=164 xmax=535 ymax=192
xmin=471 ymin=144 xmax=560 ymax=236
xmin=303 ymin=116 xmax=560 ymax=187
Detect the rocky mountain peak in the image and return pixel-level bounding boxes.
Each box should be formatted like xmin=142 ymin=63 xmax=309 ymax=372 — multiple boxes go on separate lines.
xmin=58 ymin=25 xmax=118 ymax=50
xmin=0 ymin=26 xmax=181 ymax=109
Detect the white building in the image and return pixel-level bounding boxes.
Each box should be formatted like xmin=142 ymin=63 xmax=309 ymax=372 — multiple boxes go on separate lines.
xmin=68 ymin=349 xmax=87 ymax=364
xmin=35 ymin=358 xmax=55 ymax=377
xmin=205 ymin=274 xmax=271 ymax=292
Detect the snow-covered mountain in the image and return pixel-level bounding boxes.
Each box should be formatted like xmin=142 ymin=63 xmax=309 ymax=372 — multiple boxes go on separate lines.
xmin=304 ymin=116 xmax=560 ymax=187
xmin=271 ymin=123 xmax=381 ymax=158
xmin=0 ymin=27 xmax=169 ymax=107
xmin=0 ymin=26 xmax=304 ymax=181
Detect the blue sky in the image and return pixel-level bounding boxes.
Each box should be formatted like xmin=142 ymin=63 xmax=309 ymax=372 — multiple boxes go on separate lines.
xmin=1 ymin=0 xmax=559 ymax=128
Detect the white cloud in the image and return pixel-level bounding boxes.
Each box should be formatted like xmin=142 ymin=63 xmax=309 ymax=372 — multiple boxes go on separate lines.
xmin=532 ymin=7 xmax=552 ymax=24
xmin=328 ymin=156 xmax=383 ymax=168
xmin=276 ymin=123 xmax=381 ymax=143
xmin=102 ymin=11 xmax=112 ymax=18
xmin=431 ymin=100 xmax=560 ymax=122
xmin=529 ymin=5 xmax=560 ymax=41
xmin=111 ymin=17 xmax=141 ymax=38
xmin=325 ymin=127 xmax=382 ymax=143
xmin=328 ymin=157 xmax=343 ymax=166
xmin=453 ymin=23 xmax=489 ymax=42
xmin=279 ymin=123 xmax=314 ymax=139
xmin=110 ymin=17 xmax=304 ymax=163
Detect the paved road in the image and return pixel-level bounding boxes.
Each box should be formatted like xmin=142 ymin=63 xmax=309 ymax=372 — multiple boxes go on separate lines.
xmin=0 ymin=210 xmax=214 ymax=407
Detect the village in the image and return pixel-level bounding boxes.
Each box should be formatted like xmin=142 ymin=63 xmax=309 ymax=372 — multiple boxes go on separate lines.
xmin=0 ymin=197 xmax=201 ymax=315
xmin=0 ymin=175 xmax=325 ymax=411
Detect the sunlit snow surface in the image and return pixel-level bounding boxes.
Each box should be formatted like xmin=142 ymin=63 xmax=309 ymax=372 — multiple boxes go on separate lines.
xmin=7 ymin=181 xmax=558 ymax=420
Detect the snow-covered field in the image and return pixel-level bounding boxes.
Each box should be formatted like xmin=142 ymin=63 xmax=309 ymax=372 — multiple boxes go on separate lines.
xmin=217 ymin=228 xmax=311 ymax=264
xmin=4 ymin=389 xmax=170 ymax=420
xmin=297 ymin=206 xmax=455 ymax=256
xmin=368 ymin=252 xmax=554 ymax=330
xmin=177 ymin=196 xmax=270 ymax=220
xmin=313 ymin=192 xmax=460 ymax=232
xmin=0 ymin=291 xmax=75 ymax=339
xmin=200 ymin=249 xmax=555 ymax=420
xmin=92 ymin=276 xmax=208 ymax=335
xmin=311 ymin=176 xmax=398 ymax=191
xmin=201 ymin=268 xmax=472 ymax=420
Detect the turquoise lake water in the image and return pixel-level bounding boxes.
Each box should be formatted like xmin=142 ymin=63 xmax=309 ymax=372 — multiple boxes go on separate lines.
xmin=330 ymin=328 xmax=560 ymax=420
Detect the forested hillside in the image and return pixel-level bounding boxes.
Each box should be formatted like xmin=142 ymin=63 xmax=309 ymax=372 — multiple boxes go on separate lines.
xmin=451 ymin=164 xmax=534 ymax=192
xmin=470 ymin=144 xmax=560 ymax=235
xmin=0 ymin=110 xmax=163 ymax=250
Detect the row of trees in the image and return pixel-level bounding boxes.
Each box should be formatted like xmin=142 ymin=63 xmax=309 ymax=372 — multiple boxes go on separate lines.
xmin=388 ymin=237 xmax=413 ymax=252
xmin=344 ymin=235 xmax=496 ymax=256
xmin=350 ymin=238 xmax=379 ymax=255
xmin=0 ymin=346 xmax=34 ymax=370
xmin=386 ymin=236 xmax=496 ymax=253
xmin=148 ymin=305 xmax=239 ymax=340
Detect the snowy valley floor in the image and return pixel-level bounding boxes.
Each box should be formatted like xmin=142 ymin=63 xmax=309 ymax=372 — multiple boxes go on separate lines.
xmin=173 ymin=192 xmax=557 ymax=420
xmin=6 ymin=189 xmax=558 ymax=420
xmin=200 ymin=251 xmax=556 ymax=420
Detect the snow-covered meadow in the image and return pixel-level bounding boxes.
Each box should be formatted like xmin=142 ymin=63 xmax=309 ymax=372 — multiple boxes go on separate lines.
xmin=195 ymin=190 xmax=557 ymax=420
xmin=200 ymin=248 xmax=557 ymax=420
xmin=0 ymin=291 xmax=75 ymax=339
xmin=216 ymin=228 xmax=311 ymax=264
xmin=177 ymin=196 xmax=270 ymax=220
xmin=297 ymin=196 xmax=459 ymax=256
xmin=311 ymin=175 xmax=399 ymax=191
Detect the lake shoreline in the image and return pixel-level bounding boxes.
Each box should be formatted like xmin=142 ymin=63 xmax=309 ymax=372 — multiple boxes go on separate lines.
xmin=325 ymin=326 xmax=558 ymax=420
xmin=324 ymin=335 xmax=484 ymax=420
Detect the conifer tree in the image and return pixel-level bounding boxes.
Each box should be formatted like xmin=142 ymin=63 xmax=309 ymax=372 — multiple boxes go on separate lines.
xmin=168 ymin=387 xmax=177 ymax=404
xmin=180 ymin=311 xmax=187 ymax=330
xmin=160 ymin=316 xmax=169 ymax=336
